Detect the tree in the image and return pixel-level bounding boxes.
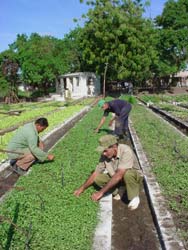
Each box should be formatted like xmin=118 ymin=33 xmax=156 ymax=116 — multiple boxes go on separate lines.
xmin=14 ymin=34 xmax=56 ymax=94
xmin=11 ymin=33 xmax=71 ymax=95
xmin=79 ymin=0 xmax=158 ymax=89
xmin=155 ymin=0 xmax=188 ymax=77
xmin=0 ymin=50 xmax=20 ymax=103
xmin=62 ymin=27 xmax=86 ymax=72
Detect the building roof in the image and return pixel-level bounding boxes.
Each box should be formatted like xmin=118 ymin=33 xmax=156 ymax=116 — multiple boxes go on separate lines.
xmin=60 ymin=72 xmax=97 ymax=78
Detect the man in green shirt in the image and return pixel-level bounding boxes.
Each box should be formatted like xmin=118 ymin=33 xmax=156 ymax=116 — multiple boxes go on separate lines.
xmin=7 ymin=117 xmax=54 ymax=175
xmin=74 ymin=135 xmax=143 ymax=210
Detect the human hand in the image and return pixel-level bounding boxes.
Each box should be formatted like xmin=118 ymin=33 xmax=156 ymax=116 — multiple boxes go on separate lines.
xmin=74 ymin=187 xmax=84 ymax=197
xmin=91 ymin=191 xmax=104 ymax=202
xmin=47 ymin=154 xmax=54 ymax=161
xmin=94 ymin=128 xmax=100 ymax=133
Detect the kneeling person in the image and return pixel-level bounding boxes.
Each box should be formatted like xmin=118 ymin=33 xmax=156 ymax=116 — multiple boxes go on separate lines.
xmin=7 ymin=117 xmax=54 ymax=175
xmin=74 ymin=135 xmax=143 ymax=210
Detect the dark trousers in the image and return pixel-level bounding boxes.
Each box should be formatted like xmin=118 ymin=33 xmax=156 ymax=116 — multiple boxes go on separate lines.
xmin=115 ymin=104 xmax=132 ymax=136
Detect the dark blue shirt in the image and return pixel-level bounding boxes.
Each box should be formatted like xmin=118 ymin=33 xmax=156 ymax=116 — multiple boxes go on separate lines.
xmin=103 ymin=99 xmax=131 ymax=117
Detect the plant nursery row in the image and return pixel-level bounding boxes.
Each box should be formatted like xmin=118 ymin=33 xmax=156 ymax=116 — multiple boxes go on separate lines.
xmin=0 ymin=98 xmax=95 ymax=162
xmin=131 ymin=102 xmax=188 ymax=247
xmin=139 ymin=94 xmax=188 ymax=123
xmin=0 ymin=104 xmax=109 ymax=250
xmin=0 ymin=95 xmax=187 ymax=249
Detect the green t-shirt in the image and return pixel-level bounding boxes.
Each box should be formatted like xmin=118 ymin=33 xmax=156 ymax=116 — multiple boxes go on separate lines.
xmin=7 ymin=122 xmax=48 ymax=161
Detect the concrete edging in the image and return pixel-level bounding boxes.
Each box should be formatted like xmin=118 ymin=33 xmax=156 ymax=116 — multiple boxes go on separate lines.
xmin=93 ymin=195 xmax=112 ymax=250
xmin=129 ymin=119 xmax=185 ymax=250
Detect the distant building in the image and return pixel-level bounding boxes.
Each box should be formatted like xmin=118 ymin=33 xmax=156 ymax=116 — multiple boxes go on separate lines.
xmin=174 ymin=71 xmax=188 ymax=87
xmin=55 ymin=72 xmax=100 ymax=100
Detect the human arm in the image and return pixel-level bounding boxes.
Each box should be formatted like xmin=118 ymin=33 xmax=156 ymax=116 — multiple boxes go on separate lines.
xmin=38 ymin=140 xmax=54 ymax=161
xmin=38 ymin=140 xmax=54 ymax=160
xmin=108 ymin=115 xmax=116 ymax=126
xmin=47 ymin=154 xmax=55 ymax=161
xmin=38 ymin=140 xmax=44 ymax=150
xmin=95 ymin=116 xmax=106 ymax=133
xmin=91 ymin=168 xmax=126 ymax=201
xmin=74 ymin=171 xmax=99 ymax=197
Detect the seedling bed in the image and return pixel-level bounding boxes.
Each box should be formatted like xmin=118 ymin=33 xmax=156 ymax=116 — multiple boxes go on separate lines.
xmin=1 ymin=96 xmax=186 ymax=249
xmin=0 ymin=98 xmax=96 ymax=162
xmin=0 ymin=98 xmax=176 ymax=250
xmin=137 ymin=97 xmax=188 ymax=135
xmin=131 ymin=103 xmax=188 ymax=248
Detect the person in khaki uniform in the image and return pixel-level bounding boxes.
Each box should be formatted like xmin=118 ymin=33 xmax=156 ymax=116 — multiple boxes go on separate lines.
xmin=74 ymin=135 xmax=143 ymax=210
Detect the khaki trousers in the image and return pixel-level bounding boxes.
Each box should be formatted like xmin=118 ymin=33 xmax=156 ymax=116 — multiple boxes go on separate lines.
xmin=94 ymin=173 xmax=118 ymax=195
xmin=16 ymin=153 xmax=36 ymax=170
xmin=94 ymin=169 xmax=143 ymax=200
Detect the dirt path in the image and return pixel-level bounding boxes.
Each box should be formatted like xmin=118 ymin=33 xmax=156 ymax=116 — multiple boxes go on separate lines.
xmin=111 ymin=159 xmax=160 ymax=250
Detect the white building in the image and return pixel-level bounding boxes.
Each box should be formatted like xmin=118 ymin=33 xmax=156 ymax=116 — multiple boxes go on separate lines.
xmin=56 ymin=72 xmax=101 ymax=100
xmin=175 ymin=71 xmax=188 ymax=87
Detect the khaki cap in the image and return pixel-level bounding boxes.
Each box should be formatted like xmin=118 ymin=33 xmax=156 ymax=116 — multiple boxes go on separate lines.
xmin=96 ymin=135 xmax=118 ymax=152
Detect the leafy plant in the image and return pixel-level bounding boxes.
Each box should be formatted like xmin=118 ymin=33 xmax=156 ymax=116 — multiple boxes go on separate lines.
xmin=0 ymin=105 xmax=107 ymax=249
xmin=131 ymin=103 xmax=188 ymax=245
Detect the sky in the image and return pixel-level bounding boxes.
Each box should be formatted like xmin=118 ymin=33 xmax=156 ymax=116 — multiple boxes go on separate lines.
xmin=0 ymin=0 xmax=167 ymax=53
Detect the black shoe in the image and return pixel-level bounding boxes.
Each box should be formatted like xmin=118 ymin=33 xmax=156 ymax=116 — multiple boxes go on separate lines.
xmin=10 ymin=159 xmax=17 ymax=166
xmin=118 ymin=134 xmax=124 ymax=140
xmin=10 ymin=164 xmax=26 ymax=176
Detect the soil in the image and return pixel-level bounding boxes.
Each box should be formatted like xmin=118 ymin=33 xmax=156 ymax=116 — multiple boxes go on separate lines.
xmin=111 ymin=139 xmax=161 ymax=250
xmin=0 ymin=172 xmax=19 ymax=198
xmin=165 ymin=86 xmax=188 ymax=95
xmin=112 ymin=185 xmax=160 ymax=250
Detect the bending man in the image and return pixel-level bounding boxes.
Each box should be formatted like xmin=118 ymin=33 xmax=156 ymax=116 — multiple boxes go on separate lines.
xmin=95 ymin=99 xmax=132 ymax=138
xmin=7 ymin=117 xmax=54 ymax=175
xmin=74 ymin=135 xmax=143 ymax=210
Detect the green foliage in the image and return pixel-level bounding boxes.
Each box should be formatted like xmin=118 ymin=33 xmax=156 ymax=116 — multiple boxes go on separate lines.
xmin=63 ymin=28 xmax=86 ymax=72
xmin=10 ymin=33 xmax=71 ymax=94
xmin=0 ymin=49 xmax=20 ymax=100
xmin=121 ymin=95 xmax=137 ymax=104
xmin=139 ymin=94 xmax=188 ymax=121
xmin=140 ymin=94 xmax=188 ymax=104
xmin=155 ymin=0 xmax=188 ymax=74
xmin=139 ymin=94 xmax=164 ymax=104
xmin=17 ymin=89 xmax=31 ymax=98
xmin=0 ymin=75 xmax=9 ymax=97
xmin=131 ymin=103 xmax=188 ymax=243
xmin=2 ymin=103 xmax=11 ymax=111
xmin=0 ymin=99 xmax=95 ymax=161
xmin=79 ymin=0 xmax=158 ymax=86
xmin=0 ymin=105 xmax=110 ymax=249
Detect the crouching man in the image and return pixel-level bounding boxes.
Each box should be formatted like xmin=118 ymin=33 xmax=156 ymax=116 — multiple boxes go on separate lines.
xmin=7 ymin=117 xmax=54 ymax=175
xmin=74 ymin=135 xmax=143 ymax=210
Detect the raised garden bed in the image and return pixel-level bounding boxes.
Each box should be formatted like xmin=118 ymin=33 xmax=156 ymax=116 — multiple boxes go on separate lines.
xmin=0 ymin=98 xmax=96 ymax=162
xmin=0 ymin=105 xmax=102 ymax=249
xmin=1 ymin=95 xmax=187 ymax=249
xmin=130 ymin=103 xmax=188 ymax=248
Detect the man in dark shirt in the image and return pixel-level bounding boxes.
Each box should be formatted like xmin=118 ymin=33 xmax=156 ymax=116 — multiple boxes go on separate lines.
xmin=95 ymin=99 xmax=132 ymax=138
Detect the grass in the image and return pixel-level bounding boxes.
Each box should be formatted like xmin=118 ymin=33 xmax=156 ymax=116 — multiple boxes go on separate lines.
xmin=130 ymin=103 xmax=188 ymax=246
